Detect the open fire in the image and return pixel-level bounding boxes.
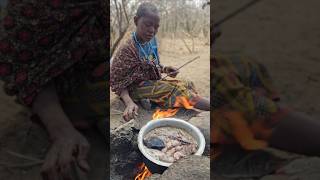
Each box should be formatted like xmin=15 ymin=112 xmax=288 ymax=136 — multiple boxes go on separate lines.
xmin=152 ymin=108 xmax=179 ymax=119
xmin=173 ymin=96 xmax=194 ymax=109
xmin=152 ymin=96 xmax=195 ymax=120
xmin=135 ymin=108 xmax=179 ymax=180
xmin=134 ymin=96 xmax=194 ymax=180
xmin=134 ymin=163 xmax=152 ymax=180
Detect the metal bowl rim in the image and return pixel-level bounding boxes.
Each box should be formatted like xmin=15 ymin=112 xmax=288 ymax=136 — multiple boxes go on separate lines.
xmin=138 ymin=118 xmax=206 ymax=167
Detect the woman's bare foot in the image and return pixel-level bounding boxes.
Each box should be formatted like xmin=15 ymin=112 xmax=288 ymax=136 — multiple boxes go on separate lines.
xmin=194 ymin=97 xmax=210 ymax=111
xmin=269 ymin=111 xmax=320 ymax=156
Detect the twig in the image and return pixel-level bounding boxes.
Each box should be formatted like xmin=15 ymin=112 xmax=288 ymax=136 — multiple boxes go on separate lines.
xmin=121 ymin=0 xmax=129 ymax=24
xmin=111 ymin=109 xmax=124 ymax=114
xmin=0 ymin=161 xmax=43 ymax=168
xmin=110 ymin=26 xmax=129 ymax=56
xmin=112 ymin=119 xmax=135 ymax=132
xmin=6 ymin=150 xmax=43 ymax=163
xmin=168 ymin=135 xmax=192 ymax=145
xmin=114 ymin=0 xmax=121 ymax=34
xmin=111 ymin=112 xmax=123 ymax=115
xmin=179 ymin=36 xmax=192 ymax=54
xmin=214 ymin=0 xmax=263 ymax=27
xmin=162 ymin=56 xmax=200 ymax=80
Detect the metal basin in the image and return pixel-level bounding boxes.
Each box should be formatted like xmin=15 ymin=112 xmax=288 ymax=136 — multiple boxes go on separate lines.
xmin=138 ymin=118 xmax=206 ymax=174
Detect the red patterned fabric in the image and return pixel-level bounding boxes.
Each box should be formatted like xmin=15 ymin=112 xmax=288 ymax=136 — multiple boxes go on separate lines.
xmin=0 ymin=0 xmax=108 ymax=106
xmin=110 ymin=38 xmax=161 ymax=96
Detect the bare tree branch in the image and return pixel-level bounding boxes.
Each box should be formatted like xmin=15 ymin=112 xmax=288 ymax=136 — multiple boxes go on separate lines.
xmin=122 ymin=0 xmax=130 ymax=24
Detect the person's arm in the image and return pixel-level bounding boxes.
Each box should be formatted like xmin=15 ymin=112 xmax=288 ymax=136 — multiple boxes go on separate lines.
xmin=32 ymin=82 xmax=90 ymax=179
xmin=120 ymin=88 xmax=139 ymax=121
xmin=120 ymin=88 xmax=134 ymax=107
xmin=32 ymin=82 xmax=76 ymax=140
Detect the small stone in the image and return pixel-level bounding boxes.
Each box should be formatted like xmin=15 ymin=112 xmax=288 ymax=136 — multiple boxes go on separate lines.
xmin=143 ymin=136 xmax=165 ymax=150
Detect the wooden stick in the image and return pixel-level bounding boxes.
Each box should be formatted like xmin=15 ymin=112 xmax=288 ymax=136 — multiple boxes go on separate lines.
xmin=162 ymin=56 xmax=200 ymax=80
xmin=180 ymin=37 xmax=192 ymax=54
xmin=214 ymin=0 xmax=263 ymax=27
xmin=111 ymin=112 xmax=123 ymax=115
xmin=111 ymin=109 xmax=124 ymax=114
xmin=6 ymin=150 xmax=43 ymax=163
xmin=0 ymin=161 xmax=43 ymax=168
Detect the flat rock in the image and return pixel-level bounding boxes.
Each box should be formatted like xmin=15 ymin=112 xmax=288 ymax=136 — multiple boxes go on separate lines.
xmin=110 ymin=120 xmax=142 ymax=179
xmin=110 ymin=120 xmax=137 ymax=154
xmin=212 ymin=146 xmax=288 ymax=179
xmin=211 ymin=146 xmax=320 ymax=180
xmin=276 ymin=157 xmax=320 ymax=180
xmin=188 ymin=111 xmax=210 ymax=155
xmin=148 ymin=155 xmax=210 ymax=180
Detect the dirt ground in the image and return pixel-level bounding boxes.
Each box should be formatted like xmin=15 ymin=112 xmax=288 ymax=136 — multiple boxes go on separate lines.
xmin=0 ymin=86 xmax=107 ymax=180
xmin=214 ymin=0 xmax=320 ymax=118
xmin=110 ymin=36 xmax=210 ymax=129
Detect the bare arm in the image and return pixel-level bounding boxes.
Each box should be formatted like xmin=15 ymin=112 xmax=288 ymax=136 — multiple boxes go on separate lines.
xmin=120 ymin=88 xmax=135 ymax=107
xmin=31 ymin=82 xmax=90 ymax=179
xmin=120 ymin=88 xmax=139 ymax=121
xmin=32 ymin=82 xmax=76 ymax=140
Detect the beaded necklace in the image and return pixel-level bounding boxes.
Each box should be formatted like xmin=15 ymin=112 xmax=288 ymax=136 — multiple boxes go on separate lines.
xmin=132 ymin=32 xmax=159 ymax=65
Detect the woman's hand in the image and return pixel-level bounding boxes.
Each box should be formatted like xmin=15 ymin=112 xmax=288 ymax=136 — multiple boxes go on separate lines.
xmin=123 ymin=101 xmax=139 ymax=121
xmin=164 ymin=66 xmax=179 ymax=78
xmin=120 ymin=89 xmax=139 ymax=121
xmin=41 ymin=129 xmax=90 ymax=180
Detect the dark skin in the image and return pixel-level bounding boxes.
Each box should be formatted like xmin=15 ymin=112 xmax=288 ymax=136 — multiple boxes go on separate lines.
xmin=269 ymin=111 xmax=320 ymax=156
xmin=32 ymin=83 xmax=90 ymax=180
xmin=121 ymin=11 xmax=210 ymax=121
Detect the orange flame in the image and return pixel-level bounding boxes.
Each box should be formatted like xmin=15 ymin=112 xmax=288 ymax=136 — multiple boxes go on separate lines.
xmin=152 ymin=108 xmax=179 ymax=119
xmin=134 ymin=163 xmax=152 ymax=180
xmin=173 ymin=96 xmax=194 ymax=109
xmin=135 ymin=96 xmax=194 ymax=179
xmin=152 ymin=96 xmax=195 ymax=120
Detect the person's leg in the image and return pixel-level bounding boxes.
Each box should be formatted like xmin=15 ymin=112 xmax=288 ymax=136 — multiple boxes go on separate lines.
xmin=269 ymin=111 xmax=320 ymax=156
xmin=131 ymin=80 xmax=198 ymax=109
xmin=131 ymin=80 xmax=211 ymax=111
xmin=194 ymin=97 xmax=210 ymax=111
